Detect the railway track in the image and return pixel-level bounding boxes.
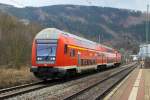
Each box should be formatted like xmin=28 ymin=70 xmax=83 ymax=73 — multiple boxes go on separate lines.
xmin=0 ymin=79 xmax=60 ymax=99
xmin=0 ymin=69 xmax=114 ymax=99
xmin=0 ymin=69 xmax=104 ymax=99
xmin=63 ymin=63 xmax=137 ymax=100
xmin=0 ymin=63 xmax=137 ymax=100
xmin=0 ymin=81 xmax=43 ymax=94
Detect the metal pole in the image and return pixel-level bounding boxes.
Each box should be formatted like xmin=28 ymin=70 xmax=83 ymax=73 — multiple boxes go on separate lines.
xmin=145 ymin=4 xmax=149 ymax=59
xmin=99 ymin=34 xmax=101 ymax=44
xmin=146 ymin=4 xmax=149 ymax=44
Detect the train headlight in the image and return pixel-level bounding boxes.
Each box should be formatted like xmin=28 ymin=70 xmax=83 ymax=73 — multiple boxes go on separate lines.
xmin=52 ymin=57 xmax=55 ymax=60
xmin=37 ymin=57 xmax=42 ymax=61
xmin=50 ymin=57 xmax=55 ymax=60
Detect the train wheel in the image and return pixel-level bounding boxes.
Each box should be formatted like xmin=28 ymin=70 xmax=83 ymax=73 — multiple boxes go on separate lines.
xmin=97 ymin=65 xmax=103 ymax=71
xmin=64 ymin=69 xmax=77 ymax=79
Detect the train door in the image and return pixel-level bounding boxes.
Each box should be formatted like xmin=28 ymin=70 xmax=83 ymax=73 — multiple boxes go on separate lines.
xmin=76 ymin=51 xmax=82 ymax=73
xmin=77 ymin=51 xmax=81 ymax=66
xmin=116 ymin=52 xmax=118 ymax=63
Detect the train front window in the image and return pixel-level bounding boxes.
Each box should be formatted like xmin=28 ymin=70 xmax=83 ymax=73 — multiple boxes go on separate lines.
xmin=36 ymin=43 xmax=57 ymax=63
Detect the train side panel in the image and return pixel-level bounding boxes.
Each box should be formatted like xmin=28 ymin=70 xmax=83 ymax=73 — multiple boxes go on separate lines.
xmin=31 ymin=28 xmax=122 ymax=79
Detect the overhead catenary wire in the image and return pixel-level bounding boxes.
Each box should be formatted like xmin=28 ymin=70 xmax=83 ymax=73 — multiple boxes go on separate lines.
xmin=10 ymin=0 xmax=24 ymax=7
xmin=85 ymin=0 xmax=103 ymax=44
xmin=86 ymin=0 xmax=96 ymax=7
xmin=86 ymin=0 xmax=93 ymax=6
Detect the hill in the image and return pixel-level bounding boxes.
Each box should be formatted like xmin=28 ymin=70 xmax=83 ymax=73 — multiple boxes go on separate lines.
xmin=0 ymin=4 xmax=148 ymax=53
xmin=0 ymin=11 xmax=41 ymax=66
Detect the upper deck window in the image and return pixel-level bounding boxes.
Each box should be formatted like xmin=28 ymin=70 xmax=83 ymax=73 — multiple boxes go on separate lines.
xmin=64 ymin=44 xmax=68 ymax=54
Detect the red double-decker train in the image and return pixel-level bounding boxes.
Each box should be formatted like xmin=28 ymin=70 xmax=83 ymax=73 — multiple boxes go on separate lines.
xmin=31 ymin=28 xmax=121 ymax=79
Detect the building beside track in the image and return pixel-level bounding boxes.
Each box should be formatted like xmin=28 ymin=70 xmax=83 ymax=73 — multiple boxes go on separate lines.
xmin=138 ymin=44 xmax=150 ymax=68
xmin=138 ymin=44 xmax=150 ymax=59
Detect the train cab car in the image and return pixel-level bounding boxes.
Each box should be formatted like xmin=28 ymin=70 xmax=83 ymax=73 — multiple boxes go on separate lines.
xmin=31 ymin=28 xmax=121 ymax=79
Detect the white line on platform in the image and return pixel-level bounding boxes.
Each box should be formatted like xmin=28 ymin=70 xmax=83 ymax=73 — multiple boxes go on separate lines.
xmin=128 ymin=69 xmax=142 ymax=100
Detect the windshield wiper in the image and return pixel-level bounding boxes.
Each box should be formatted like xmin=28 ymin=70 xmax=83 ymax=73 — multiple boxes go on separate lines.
xmin=45 ymin=47 xmax=53 ymax=60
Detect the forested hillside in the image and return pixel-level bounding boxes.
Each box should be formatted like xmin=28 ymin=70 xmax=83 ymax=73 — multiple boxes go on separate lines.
xmin=0 ymin=4 xmax=149 ymax=66
xmin=0 ymin=4 xmax=147 ymax=52
xmin=0 ymin=12 xmax=41 ymax=67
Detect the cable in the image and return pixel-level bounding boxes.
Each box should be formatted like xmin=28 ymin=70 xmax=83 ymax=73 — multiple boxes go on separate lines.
xmin=86 ymin=0 xmax=103 ymax=43
xmin=10 ymin=0 xmax=24 ymax=7
xmin=86 ymin=0 xmax=94 ymax=6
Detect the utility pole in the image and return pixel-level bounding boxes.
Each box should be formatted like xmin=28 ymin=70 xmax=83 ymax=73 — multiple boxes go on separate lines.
xmin=144 ymin=3 xmax=150 ymax=68
xmin=146 ymin=4 xmax=149 ymax=44
xmin=99 ymin=34 xmax=101 ymax=44
xmin=146 ymin=4 xmax=149 ymax=58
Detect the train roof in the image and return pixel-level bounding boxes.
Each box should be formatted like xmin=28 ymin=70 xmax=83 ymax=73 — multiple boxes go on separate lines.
xmin=35 ymin=28 xmax=60 ymax=39
xmin=35 ymin=28 xmax=97 ymax=44
xmin=35 ymin=28 xmax=114 ymax=51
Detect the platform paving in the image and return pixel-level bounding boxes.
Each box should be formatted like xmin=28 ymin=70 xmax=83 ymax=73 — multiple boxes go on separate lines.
xmin=104 ymin=67 xmax=150 ymax=100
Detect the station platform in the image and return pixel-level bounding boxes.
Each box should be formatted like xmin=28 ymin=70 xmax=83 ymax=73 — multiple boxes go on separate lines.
xmin=104 ymin=66 xmax=150 ymax=100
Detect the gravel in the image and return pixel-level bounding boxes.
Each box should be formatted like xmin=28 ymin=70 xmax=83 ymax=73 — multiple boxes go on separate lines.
xmin=6 ymin=63 xmax=135 ymax=100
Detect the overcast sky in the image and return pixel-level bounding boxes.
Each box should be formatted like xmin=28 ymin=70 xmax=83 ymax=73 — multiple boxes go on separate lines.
xmin=0 ymin=0 xmax=149 ymax=11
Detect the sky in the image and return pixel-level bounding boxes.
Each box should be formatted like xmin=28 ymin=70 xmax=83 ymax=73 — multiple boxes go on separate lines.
xmin=0 ymin=0 xmax=149 ymax=11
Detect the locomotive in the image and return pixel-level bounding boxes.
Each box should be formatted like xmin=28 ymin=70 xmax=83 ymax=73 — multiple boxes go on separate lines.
xmin=31 ymin=28 xmax=121 ymax=79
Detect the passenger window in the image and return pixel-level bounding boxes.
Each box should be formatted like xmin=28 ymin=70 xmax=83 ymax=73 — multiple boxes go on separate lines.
xmin=64 ymin=44 xmax=68 ymax=54
xmin=73 ymin=49 xmax=75 ymax=56
xmin=70 ymin=49 xmax=75 ymax=57
xmin=81 ymin=59 xmax=84 ymax=65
